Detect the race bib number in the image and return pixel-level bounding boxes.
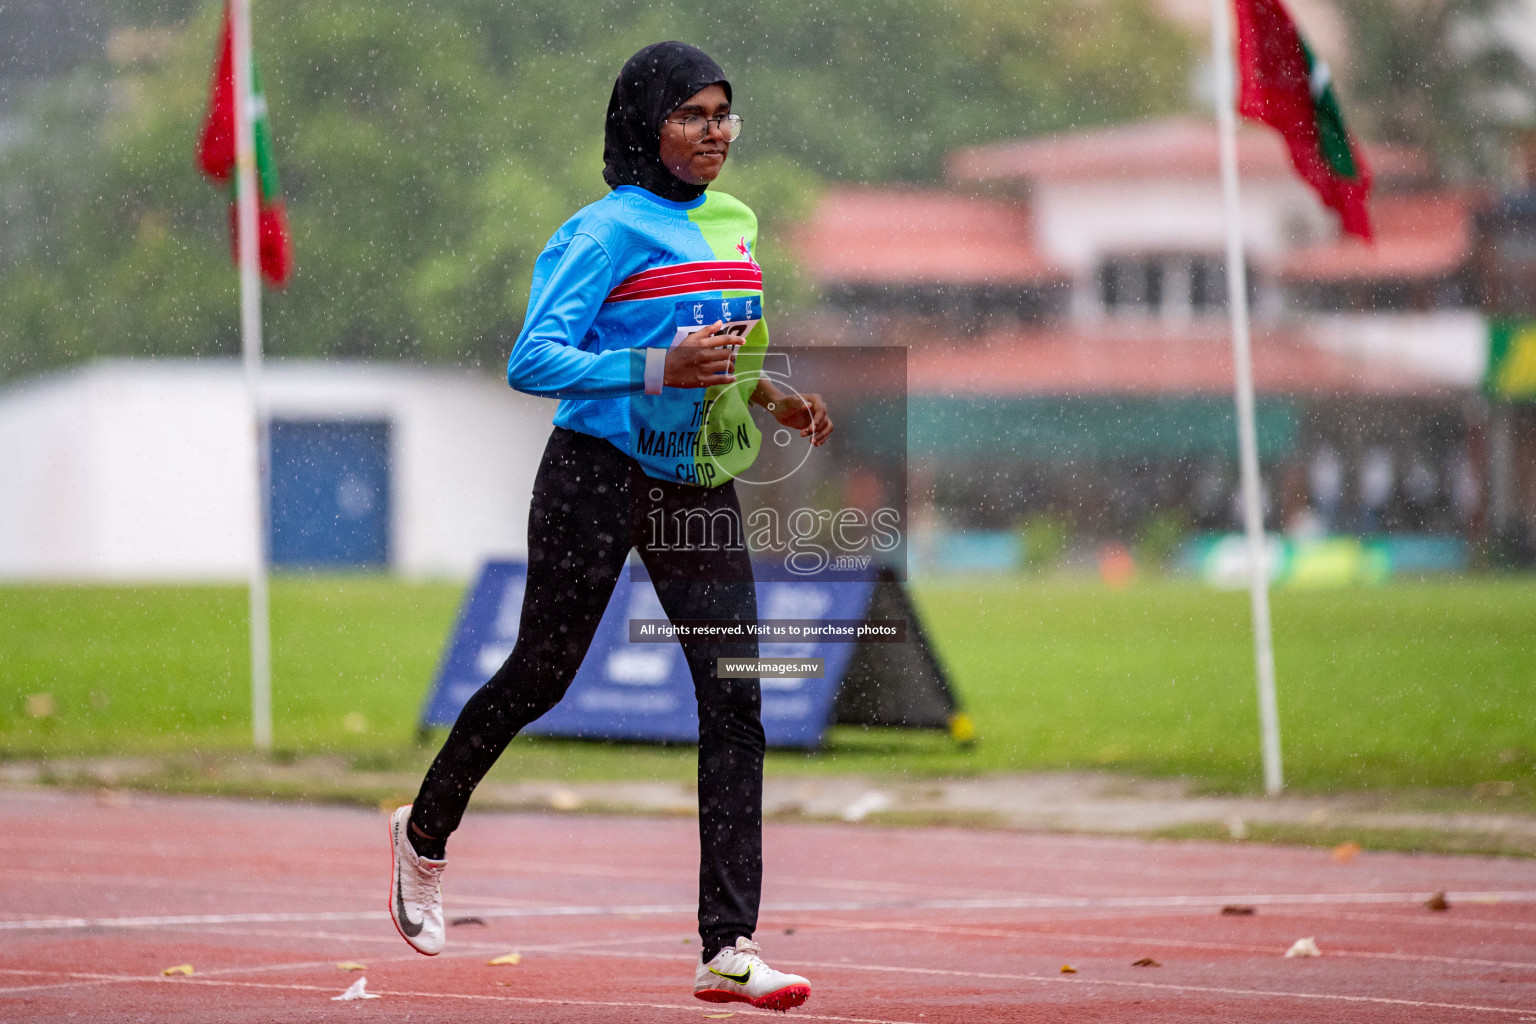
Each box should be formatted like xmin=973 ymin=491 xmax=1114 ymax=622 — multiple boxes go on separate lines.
xmin=673 ymin=296 xmax=761 ymax=346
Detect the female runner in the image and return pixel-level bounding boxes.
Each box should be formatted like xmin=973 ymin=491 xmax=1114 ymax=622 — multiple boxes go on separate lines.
xmin=388 ymin=41 xmax=830 ymax=1013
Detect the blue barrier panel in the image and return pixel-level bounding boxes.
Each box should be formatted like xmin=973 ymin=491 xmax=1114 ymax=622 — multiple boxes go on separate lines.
xmin=417 ymin=561 xmax=529 ymax=730
xmin=419 ymin=561 xmax=878 ymax=748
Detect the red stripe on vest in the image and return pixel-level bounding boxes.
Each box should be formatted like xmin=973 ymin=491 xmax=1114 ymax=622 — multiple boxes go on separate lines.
xmin=606 ymin=260 xmax=762 ymax=303
xmin=609 ymin=277 xmax=764 ymax=303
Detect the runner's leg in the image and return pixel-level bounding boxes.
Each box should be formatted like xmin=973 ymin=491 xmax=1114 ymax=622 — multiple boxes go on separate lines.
xmin=635 ymin=475 xmax=763 ymax=959
xmin=410 ymin=428 xmax=631 ymax=844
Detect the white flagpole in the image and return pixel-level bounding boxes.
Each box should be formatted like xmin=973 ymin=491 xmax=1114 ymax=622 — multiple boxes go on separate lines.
xmin=232 ymin=0 xmax=272 ymax=750
xmin=1212 ymin=0 xmax=1283 ymax=794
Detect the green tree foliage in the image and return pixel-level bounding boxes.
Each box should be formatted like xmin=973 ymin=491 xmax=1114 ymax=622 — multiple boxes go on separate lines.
xmin=0 ymin=0 xmax=1194 ymax=378
xmin=1332 ymin=0 xmax=1536 ymax=179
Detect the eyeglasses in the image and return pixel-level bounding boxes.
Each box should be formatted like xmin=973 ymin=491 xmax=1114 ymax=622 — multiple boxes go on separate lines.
xmin=664 ymin=113 xmax=743 ymax=144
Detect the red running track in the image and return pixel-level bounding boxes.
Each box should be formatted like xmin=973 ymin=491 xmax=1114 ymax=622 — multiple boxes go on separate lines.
xmin=2 ymin=788 xmax=1534 ymax=1023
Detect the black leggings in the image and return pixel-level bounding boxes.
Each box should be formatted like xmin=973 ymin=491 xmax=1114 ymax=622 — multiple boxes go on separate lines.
xmin=411 ymin=426 xmax=764 ymax=952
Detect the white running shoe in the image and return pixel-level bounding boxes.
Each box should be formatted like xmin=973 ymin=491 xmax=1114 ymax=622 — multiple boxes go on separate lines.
xmin=694 ymin=936 xmax=811 ymax=1011
xmin=388 ymin=804 xmax=445 ymax=955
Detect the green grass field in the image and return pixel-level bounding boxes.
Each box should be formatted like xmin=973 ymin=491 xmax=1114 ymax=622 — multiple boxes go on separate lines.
xmin=3 ymin=576 xmax=1534 ymax=799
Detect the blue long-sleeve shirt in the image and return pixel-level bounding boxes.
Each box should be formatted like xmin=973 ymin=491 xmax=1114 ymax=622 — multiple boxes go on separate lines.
xmin=507 ymin=185 xmax=768 ymax=486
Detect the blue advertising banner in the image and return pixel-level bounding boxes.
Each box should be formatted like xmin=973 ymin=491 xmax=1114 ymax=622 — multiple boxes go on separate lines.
xmin=418 ymin=561 xmax=880 ymax=748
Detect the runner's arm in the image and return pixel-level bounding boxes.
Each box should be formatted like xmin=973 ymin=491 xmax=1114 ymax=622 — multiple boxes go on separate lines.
xmin=506 ymin=233 xmax=646 ymax=400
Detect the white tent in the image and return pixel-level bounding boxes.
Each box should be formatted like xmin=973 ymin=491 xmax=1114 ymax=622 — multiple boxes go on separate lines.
xmin=0 ymin=359 xmax=553 ymax=580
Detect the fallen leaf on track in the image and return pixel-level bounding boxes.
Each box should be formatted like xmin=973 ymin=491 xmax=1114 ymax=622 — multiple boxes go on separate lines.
xmin=704 ymin=1014 xmax=736 ymax=1019
xmin=487 ymin=953 xmax=522 ymax=966
xmin=1331 ymin=842 xmax=1361 ymax=865
xmin=336 ymin=962 xmax=366 ymax=971
xmin=160 ymin=964 xmax=193 ymax=976
xmin=1131 ymin=957 xmax=1161 ymax=967
xmin=1060 ymin=964 xmax=1077 ymax=974
xmin=1425 ymin=891 xmax=1450 ymax=911
xmin=1285 ymin=937 xmax=1321 ymax=958
xmin=1221 ymin=905 xmax=1256 ymax=916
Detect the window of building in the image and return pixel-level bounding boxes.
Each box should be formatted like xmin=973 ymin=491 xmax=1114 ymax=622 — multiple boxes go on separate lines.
xmin=1189 ymin=255 xmax=1228 ymax=312
xmin=1100 ymin=257 xmax=1163 ymax=312
xmin=1101 ymin=254 xmax=1249 ymax=316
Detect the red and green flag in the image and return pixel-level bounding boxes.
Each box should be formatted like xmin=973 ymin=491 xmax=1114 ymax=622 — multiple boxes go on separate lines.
xmin=198 ymin=1 xmax=292 ymax=287
xmin=1233 ymin=0 xmax=1373 ymax=241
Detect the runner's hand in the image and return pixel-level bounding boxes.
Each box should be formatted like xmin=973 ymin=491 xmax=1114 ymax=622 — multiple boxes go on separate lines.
xmin=768 ymin=392 xmax=833 ymax=447
xmin=664 ymin=322 xmax=738 ymax=388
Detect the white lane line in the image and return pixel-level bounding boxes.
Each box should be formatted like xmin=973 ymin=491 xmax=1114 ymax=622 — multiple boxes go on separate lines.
xmin=187 ymin=930 xmax=690 ymax=978
xmin=180 ymin=925 xmax=506 ymax=950
xmin=1261 ymin=907 xmax=1536 ymax=934
xmin=803 ymin=916 xmax=1536 ymax=972
xmin=0 ymin=972 xmax=918 ymax=1024
xmin=4 ymin=945 xmax=1534 ymax=1017
xmin=193 ymin=977 xmax=915 ymax=1023
xmin=0 ymin=866 xmax=364 ymax=900
xmin=773 ymin=872 xmax=1024 ymax=901
xmin=0 ymin=842 xmax=685 ymax=884
xmin=393 ymin=855 xmax=682 ymax=884
xmin=0 ymin=973 xmax=130 ymax=998
xmin=542 ymin=945 xmax=1536 ymax=1015
xmin=0 ymin=866 xmax=560 ymax=912
xmin=797 ymin=891 xmax=1536 ymax=910
xmin=6 ymin=890 xmax=1535 ymax=932
xmin=310 ymin=942 xmax=1536 ymax=1019
xmin=3 ymin=849 xmax=1015 ymax=902
xmin=0 ymin=930 xmax=697 ymax=996
xmin=0 ymin=909 xmax=395 ymax=930
xmin=768 ymin=957 xmax=1536 ymax=1017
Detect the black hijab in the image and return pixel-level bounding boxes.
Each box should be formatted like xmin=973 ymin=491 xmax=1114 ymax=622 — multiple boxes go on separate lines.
xmin=602 ymin=41 xmax=731 ymax=203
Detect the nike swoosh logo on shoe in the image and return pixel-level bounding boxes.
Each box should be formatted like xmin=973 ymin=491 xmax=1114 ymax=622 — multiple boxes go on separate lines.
xmin=394 ymin=826 xmax=424 ymax=938
xmin=709 ymin=967 xmax=752 ymax=985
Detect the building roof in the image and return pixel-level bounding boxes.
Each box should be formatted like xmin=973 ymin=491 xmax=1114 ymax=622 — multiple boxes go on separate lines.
xmin=947 ymin=116 xmax=1427 ymax=186
xmin=900 ymin=326 xmax=1453 ymax=398
xmin=793 ymin=186 xmax=1064 ymax=287
xmin=1279 ymin=192 xmax=1478 ymax=282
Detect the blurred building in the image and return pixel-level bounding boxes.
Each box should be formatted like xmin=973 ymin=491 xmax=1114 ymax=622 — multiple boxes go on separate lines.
xmin=0 ymin=360 xmax=551 ymax=580
xmin=789 ymin=116 xmax=1531 ymax=560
